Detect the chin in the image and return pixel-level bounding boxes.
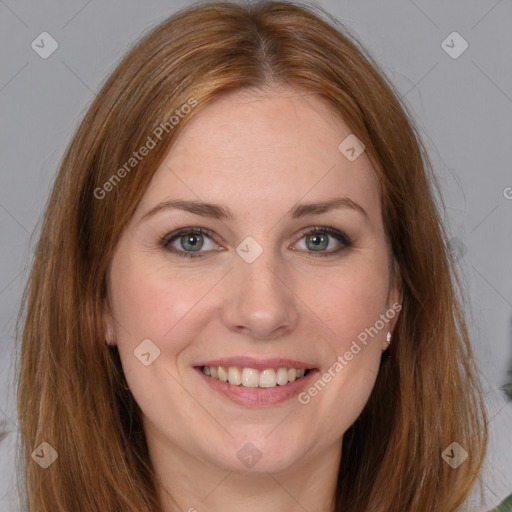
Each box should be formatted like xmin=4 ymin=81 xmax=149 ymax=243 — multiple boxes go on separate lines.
xmin=207 ymin=431 xmax=309 ymax=474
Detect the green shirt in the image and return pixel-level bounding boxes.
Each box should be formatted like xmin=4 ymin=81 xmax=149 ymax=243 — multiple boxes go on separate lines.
xmin=490 ymin=494 xmax=512 ymax=512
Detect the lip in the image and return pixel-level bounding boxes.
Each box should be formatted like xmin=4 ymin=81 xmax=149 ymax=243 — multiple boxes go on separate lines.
xmin=194 ymin=362 xmax=319 ymax=407
xmin=193 ymin=356 xmax=315 ymax=371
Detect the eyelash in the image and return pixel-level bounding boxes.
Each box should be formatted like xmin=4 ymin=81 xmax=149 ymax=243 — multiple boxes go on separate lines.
xmin=159 ymin=226 xmax=353 ymax=259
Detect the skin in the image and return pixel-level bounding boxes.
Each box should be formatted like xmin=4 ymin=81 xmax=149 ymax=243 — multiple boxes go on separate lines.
xmin=103 ymin=85 xmax=402 ymax=512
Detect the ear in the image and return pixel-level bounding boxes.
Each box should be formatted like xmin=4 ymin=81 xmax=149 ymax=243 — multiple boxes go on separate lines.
xmin=383 ymin=259 xmax=403 ymax=350
xmin=102 ymin=296 xmax=117 ymax=346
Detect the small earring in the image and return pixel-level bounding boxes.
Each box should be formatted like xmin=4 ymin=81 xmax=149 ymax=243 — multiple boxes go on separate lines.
xmin=386 ymin=332 xmax=392 ymax=344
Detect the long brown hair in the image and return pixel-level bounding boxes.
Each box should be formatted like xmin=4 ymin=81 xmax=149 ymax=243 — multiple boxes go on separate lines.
xmin=16 ymin=1 xmax=487 ymax=510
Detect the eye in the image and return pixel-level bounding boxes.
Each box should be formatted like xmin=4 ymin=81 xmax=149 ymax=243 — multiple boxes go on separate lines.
xmin=293 ymin=226 xmax=352 ymax=257
xmin=161 ymin=225 xmax=352 ymax=259
xmin=160 ymin=228 xmax=220 ymax=258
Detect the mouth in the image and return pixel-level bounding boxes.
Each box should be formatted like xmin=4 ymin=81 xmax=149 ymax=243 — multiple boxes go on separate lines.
xmin=193 ymin=358 xmax=319 ymax=407
xmin=198 ymin=365 xmax=312 ymax=388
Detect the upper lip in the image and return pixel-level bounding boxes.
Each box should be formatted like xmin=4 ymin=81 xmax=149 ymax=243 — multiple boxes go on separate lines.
xmin=194 ymin=357 xmax=317 ymax=371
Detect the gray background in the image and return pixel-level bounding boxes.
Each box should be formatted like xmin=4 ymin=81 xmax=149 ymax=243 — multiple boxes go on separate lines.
xmin=0 ymin=0 xmax=511 ymax=510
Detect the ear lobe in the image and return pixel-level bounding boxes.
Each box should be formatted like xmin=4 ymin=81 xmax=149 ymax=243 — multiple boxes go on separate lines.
xmin=387 ymin=260 xmax=403 ymax=307
xmin=102 ymin=298 xmax=116 ymax=346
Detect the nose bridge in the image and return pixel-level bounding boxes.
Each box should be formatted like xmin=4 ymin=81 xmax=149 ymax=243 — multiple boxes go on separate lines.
xmin=221 ymin=237 xmax=299 ymax=339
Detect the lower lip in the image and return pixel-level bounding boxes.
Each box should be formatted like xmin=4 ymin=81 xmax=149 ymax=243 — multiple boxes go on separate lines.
xmin=194 ymin=368 xmax=319 ymax=407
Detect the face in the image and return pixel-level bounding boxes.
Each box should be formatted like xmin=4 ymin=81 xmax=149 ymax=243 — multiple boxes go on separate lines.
xmin=103 ymin=86 xmax=401 ymax=476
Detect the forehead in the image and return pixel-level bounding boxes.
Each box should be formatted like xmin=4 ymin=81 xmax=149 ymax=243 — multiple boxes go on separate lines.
xmin=134 ymin=86 xmax=381 ymax=225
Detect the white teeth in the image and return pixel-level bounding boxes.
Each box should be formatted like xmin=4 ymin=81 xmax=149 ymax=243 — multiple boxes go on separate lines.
xmin=276 ymin=368 xmax=288 ymax=386
xmin=201 ymin=366 xmax=310 ymax=387
xmin=218 ymin=366 xmax=228 ymax=382
xmin=259 ymin=369 xmax=276 ymax=388
xmin=228 ymin=367 xmax=241 ymax=385
xmin=241 ymin=368 xmax=259 ymax=387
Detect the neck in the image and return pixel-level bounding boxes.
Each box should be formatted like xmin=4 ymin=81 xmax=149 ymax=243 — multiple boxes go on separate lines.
xmin=148 ymin=428 xmax=341 ymax=512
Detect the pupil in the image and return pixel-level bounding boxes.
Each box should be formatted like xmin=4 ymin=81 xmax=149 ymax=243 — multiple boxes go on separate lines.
xmin=308 ymin=234 xmax=327 ymax=251
xmin=183 ymin=234 xmax=203 ymax=251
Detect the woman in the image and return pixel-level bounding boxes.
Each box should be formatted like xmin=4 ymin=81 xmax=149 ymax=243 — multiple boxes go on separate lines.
xmin=16 ymin=1 xmax=493 ymax=510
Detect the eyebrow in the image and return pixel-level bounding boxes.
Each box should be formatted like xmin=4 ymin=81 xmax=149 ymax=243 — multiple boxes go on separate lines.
xmin=140 ymin=196 xmax=369 ymax=222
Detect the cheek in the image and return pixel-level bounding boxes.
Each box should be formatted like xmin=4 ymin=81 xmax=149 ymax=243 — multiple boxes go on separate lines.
xmin=108 ymin=261 xmax=209 ymax=420
xmin=300 ymin=259 xmax=390 ymax=354
xmin=294 ymin=255 xmax=390 ymax=434
xmin=110 ymin=256 xmax=211 ymax=345
xmin=108 ymin=254 xmax=229 ymax=406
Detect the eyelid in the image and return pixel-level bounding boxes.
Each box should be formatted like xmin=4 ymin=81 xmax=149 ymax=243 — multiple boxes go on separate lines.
xmin=160 ymin=227 xmax=220 ymax=254
xmin=160 ymin=225 xmax=352 ymax=258
xmin=295 ymin=226 xmax=353 ymax=246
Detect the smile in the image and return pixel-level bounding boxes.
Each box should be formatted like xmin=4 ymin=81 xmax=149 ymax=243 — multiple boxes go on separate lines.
xmin=193 ymin=357 xmax=319 ymax=406
xmin=201 ymin=366 xmax=310 ymax=388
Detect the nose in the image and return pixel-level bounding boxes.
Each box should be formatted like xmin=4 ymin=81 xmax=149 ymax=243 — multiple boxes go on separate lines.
xmin=220 ymin=248 xmax=300 ymax=340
